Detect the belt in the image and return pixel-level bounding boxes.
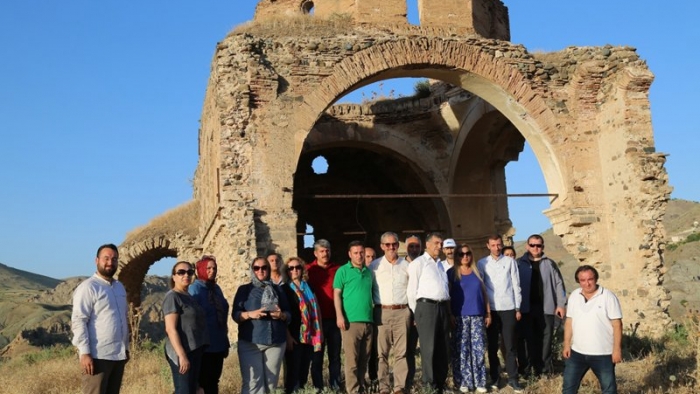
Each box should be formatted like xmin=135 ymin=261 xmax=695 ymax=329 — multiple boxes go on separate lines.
xmin=378 ymin=304 xmax=409 ymax=310
xmin=417 ymin=298 xmax=448 ymax=305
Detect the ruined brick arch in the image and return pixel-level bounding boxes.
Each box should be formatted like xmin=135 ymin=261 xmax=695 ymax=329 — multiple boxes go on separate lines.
xmin=292 ymin=37 xmax=568 ymax=206
xmin=116 ymin=200 xmax=200 ymax=307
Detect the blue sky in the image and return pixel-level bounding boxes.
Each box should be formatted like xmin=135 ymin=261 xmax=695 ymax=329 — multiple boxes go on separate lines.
xmin=1 ymin=1 xmax=697 ymax=279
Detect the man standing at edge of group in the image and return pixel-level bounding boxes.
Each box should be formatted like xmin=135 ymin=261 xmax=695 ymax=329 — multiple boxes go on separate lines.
xmin=71 ymin=244 xmax=129 ymax=394
xmin=407 ymin=232 xmax=452 ymax=393
xmin=562 ymin=265 xmax=622 ymax=394
xmin=370 ymin=232 xmax=411 ymax=394
xmin=477 ymin=235 xmax=523 ymax=393
xmin=334 ymin=240 xmax=376 ymax=394
xmin=441 ymin=238 xmax=457 ymax=272
xmin=403 ymin=234 xmax=422 ymax=392
xmin=306 ymin=239 xmax=342 ymax=391
xmin=516 ymin=234 xmax=567 ymax=376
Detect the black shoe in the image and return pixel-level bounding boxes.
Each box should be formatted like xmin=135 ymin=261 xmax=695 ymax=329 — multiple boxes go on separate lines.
xmin=508 ymin=380 xmax=524 ymax=393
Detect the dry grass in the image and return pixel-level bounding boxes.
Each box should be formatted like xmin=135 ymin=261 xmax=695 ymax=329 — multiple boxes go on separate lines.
xmin=0 ymin=318 xmax=697 ymax=394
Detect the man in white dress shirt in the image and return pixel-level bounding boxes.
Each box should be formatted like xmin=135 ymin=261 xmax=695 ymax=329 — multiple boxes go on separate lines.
xmin=370 ymin=232 xmax=410 ymax=394
xmin=477 ymin=235 xmax=523 ymax=393
xmin=71 ymin=244 xmax=129 ymax=394
xmin=407 ymin=232 xmax=451 ymax=393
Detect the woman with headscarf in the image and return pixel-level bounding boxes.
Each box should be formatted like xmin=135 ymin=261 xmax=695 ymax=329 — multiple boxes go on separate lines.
xmin=164 ymin=261 xmax=210 ymax=394
xmin=232 ymin=256 xmax=292 ymax=394
xmin=189 ymin=255 xmax=229 ymax=394
xmin=281 ymin=257 xmax=323 ymax=393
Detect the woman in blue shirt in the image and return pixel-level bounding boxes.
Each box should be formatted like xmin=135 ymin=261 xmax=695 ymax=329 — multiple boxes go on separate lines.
xmin=448 ymin=245 xmax=491 ymax=393
xmin=189 ymin=255 xmax=229 ymax=394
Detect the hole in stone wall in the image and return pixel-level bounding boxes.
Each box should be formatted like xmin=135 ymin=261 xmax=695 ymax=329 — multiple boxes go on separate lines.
xmin=312 ymin=155 xmax=328 ymax=174
xmin=301 ymin=0 xmax=314 ymax=15
xmin=407 ymin=0 xmax=419 ymax=25
xmin=304 ymin=223 xmax=314 ymax=248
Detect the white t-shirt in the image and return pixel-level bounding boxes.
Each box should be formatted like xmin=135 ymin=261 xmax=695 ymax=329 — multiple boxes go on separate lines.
xmin=566 ymin=285 xmax=622 ymax=355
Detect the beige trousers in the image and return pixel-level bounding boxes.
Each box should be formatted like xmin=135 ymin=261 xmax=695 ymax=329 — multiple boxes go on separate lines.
xmin=341 ymin=322 xmax=373 ymax=394
xmin=376 ymin=307 xmax=412 ymax=392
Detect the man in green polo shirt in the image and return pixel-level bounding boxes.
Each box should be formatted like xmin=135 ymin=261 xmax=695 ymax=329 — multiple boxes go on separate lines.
xmin=334 ymin=240 xmax=376 ymax=394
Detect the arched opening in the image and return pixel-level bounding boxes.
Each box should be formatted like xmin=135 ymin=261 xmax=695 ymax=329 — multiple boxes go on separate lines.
xmin=293 ymin=145 xmax=449 ymax=262
xmin=300 ymin=0 xmax=314 ymax=15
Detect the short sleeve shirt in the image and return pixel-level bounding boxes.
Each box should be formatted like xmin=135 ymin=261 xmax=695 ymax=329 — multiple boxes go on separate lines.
xmin=333 ymin=262 xmax=374 ymax=323
xmin=163 ymin=290 xmax=210 ymax=364
xmin=566 ymin=286 xmax=622 ymax=355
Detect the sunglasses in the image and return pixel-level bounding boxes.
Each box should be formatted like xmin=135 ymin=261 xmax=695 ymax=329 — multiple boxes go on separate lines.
xmin=528 ymin=243 xmax=544 ymax=248
xmin=457 ymin=252 xmax=473 ymax=258
xmin=253 ymin=265 xmax=270 ymax=272
xmin=175 ymin=269 xmax=195 ymax=276
xmin=382 ymin=242 xmax=399 ymax=248
xmin=287 ymin=265 xmax=302 ymax=271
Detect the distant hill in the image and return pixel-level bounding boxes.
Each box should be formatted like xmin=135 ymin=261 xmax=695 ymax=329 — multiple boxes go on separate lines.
xmin=0 ymin=262 xmax=61 ymax=298
xmin=0 ymin=264 xmax=169 ymax=357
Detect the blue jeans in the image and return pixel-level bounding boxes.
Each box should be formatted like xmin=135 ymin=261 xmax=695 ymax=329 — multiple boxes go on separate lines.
xmin=167 ymin=346 xmax=204 ymax=394
xmin=562 ymin=350 xmax=617 ymax=394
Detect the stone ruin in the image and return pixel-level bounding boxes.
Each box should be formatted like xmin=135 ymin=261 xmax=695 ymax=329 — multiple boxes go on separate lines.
xmin=117 ymin=0 xmax=672 ymax=336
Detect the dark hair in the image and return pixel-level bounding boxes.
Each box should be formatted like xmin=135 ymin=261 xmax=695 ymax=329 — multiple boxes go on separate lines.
xmin=169 ymin=261 xmax=193 ymax=289
xmin=347 ymin=240 xmax=365 ymax=250
xmin=527 ymin=234 xmax=544 ymax=244
xmin=502 ymin=246 xmax=515 ymax=256
xmin=96 ymin=244 xmax=118 ymax=257
xmin=574 ymin=265 xmax=599 ymax=282
xmin=425 ymin=232 xmax=443 ymax=243
xmin=486 ymin=234 xmax=502 ymax=243
xmin=266 ymin=251 xmax=283 ymax=260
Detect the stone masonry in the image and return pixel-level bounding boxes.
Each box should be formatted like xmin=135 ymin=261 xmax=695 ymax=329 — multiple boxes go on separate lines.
xmin=118 ymin=0 xmax=672 ymax=337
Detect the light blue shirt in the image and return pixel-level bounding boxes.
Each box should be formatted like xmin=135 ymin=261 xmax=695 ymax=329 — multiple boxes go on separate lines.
xmin=477 ymin=254 xmax=522 ymax=311
xmin=71 ymin=274 xmax=129 ymax=360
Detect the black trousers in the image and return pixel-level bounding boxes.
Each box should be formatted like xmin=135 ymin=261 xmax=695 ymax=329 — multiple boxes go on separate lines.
xmin=414 ymin=300 xmax=451 ymax=390
xmin=486 ymin=309 xmax=519 ymax=381
xmin=199 ymin=351 xmax=226 ymax=394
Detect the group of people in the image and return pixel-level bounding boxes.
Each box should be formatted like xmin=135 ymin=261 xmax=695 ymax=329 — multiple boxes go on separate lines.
xmin=71 ymin=234 xmax=623 ymax=394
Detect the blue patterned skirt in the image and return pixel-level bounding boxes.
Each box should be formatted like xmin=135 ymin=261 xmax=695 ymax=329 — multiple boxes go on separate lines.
xmin=451 ymin=315 xmax=487 ymax=390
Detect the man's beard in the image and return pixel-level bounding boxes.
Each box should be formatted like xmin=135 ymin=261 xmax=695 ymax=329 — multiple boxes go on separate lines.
xmin=98 ymin=265 xmax=117 ymax=278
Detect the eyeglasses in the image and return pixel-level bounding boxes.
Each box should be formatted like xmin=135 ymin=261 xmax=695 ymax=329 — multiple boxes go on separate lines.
xmin=175 ymin=269 xmax=195 ymax=276
xmin=253 ymin=265 xmax=270 ymax=272
xmin=528 ymin=243 xmax=544 ymax=248
xmin=382 ymin=242 xmax=399 ymax=248
xmin=287 ymin=265 xmax=302 ymax=271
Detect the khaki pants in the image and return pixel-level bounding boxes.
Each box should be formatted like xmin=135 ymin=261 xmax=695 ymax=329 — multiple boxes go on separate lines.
xmin=341 ymin=322 xmax=373 ymax=394
xmin=376 ymin=307 xmax=411 ymax=392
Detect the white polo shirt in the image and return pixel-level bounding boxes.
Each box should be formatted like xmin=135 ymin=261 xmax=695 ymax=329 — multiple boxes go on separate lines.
xmin=566 ymin=285 xmax=622 ymax=355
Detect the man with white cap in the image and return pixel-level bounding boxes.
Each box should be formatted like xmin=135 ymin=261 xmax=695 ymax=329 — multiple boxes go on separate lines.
xmin=441 ymin=238 xmax=457 ymax=272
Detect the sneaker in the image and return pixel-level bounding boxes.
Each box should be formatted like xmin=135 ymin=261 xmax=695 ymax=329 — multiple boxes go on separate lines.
xmin=508 ymin=380 xmax=524 ymax=393
xmin=476 ymin=388 xmax=487 ymax=393
xmin=489 ymin=381 xmax=499 ymax=391
xmin=459 ymin=386 xmax=470 ymax=393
